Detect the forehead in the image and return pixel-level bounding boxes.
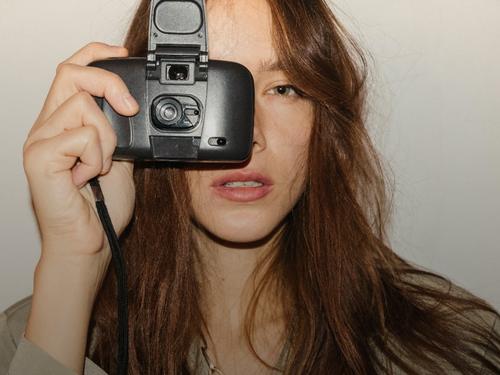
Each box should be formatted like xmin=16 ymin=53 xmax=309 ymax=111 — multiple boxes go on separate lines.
xmin=206 ymin=0 xmax=277 ymax=71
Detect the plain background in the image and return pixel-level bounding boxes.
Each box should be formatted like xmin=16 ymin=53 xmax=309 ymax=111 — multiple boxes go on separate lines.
xmin=0 ymin=0 xmax=498 ymax=312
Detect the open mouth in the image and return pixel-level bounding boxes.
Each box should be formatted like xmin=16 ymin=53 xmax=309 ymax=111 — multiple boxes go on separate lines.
xmin=211 ymin=171 xmax=273 ymax=202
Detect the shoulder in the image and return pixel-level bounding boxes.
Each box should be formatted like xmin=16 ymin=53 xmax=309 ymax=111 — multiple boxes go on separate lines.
xmin=0 ymin=295 xmax=32 ymax=374
xmin=401 ymin=269 xmax=498 ymax=327
xmin=0 ymin=295 xmax=33 ymax=347
xmin=1 ymin=296 xmax=109 ymax=375
xmin=397 ymin=269 xmax=500 ymax=372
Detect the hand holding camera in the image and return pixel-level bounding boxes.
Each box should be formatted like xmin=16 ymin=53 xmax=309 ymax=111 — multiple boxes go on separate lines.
xmin=22 ymin=42 xmax=142 ymax=374
xmin=23 ymin=43 xmax=138 ymax=263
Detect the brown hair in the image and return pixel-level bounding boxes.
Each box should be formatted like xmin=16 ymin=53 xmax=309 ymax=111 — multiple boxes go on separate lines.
xmin=87 ymin=0 xmax=500 ymax=374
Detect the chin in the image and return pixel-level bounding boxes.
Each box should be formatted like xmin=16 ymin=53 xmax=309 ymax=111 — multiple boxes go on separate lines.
xmin=193 ymin=208 xmax=285 ymax=245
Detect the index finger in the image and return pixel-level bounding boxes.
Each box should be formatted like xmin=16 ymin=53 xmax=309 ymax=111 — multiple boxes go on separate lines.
xmin=36 ymin=42 xmax=135 ymax=124
xmin=63 ymin=42 xmax=128 ymax=67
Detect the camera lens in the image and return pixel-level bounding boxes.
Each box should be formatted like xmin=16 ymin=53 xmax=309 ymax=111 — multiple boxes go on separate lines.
xmin=152 ymin=96 xmax=183 ymax=128
xmin=160 ymin=104 xmax=178 ymax=122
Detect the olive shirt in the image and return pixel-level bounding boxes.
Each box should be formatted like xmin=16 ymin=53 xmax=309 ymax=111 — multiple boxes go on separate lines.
xmin=1 ymin=293 xmax=499 ymax=375
xmin=0 ymin=295 xmax=290 ymax=375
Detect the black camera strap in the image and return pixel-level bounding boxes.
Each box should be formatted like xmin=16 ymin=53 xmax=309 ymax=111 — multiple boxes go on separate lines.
xmin=87 ymin=3 xmax=208 ymax=374
xmin=89 ymin=177 xmax=129 ymax=375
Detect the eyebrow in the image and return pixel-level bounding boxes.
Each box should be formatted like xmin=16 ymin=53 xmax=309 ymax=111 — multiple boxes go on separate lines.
xmin=258 ymin=59 xmax=284 ymax=73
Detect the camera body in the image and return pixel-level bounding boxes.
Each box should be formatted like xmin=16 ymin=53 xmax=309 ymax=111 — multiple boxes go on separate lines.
xmin=90 ymin=0 xmax=254 ymax=162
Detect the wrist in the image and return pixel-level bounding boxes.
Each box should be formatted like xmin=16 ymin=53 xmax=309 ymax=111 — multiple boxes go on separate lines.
xmin=26 ymin=252 xmax=111 ymax=375
xmin=35 ymin=245 xmax=111 ymax=302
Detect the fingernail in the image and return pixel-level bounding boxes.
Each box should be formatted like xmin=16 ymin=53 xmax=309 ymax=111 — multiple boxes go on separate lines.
xmin=122 ymin=92 xmax=138 ymax=111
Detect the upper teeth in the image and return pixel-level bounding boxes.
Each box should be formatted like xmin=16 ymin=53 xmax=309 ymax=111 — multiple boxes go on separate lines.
xmin=224 ymin=181 xmax=263 ymax=187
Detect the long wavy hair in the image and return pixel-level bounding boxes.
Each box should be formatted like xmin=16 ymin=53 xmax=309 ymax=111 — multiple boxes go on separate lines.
xmin=87 ymin=0 xmax=500 ymax=374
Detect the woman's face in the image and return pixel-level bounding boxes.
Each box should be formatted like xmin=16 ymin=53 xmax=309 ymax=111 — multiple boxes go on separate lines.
xmin=187 ymin=0 xmax=314 ymax=244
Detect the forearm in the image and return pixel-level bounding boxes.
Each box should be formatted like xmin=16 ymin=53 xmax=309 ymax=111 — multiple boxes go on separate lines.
xmin=25 ymin=250 xmax=110 ymax=375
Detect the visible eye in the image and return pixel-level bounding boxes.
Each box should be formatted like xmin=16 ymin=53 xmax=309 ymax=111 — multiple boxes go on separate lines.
xmin=267 ymin=85 xmax=302 ymax=97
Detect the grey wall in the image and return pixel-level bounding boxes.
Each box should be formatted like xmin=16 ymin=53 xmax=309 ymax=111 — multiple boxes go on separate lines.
xmin=334 ymin=0 xmax=500 ymax=309
xmin=1 ymin=0 xmax=499 ymax=312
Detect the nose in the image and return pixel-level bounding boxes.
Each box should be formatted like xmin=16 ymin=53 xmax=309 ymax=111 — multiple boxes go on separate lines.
xmin=251 ymin=102 xmax=266 ymax=153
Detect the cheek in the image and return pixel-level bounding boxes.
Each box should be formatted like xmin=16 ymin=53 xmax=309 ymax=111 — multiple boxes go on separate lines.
xmin=186 ymin=171 xmax=211 ymax=213
xmin=262 ymin=98 xmax=313 ymax=173
xmin=262 ymin=97 xmax=312 ymax=146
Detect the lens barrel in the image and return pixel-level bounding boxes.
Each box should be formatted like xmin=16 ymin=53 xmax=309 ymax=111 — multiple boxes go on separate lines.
xmin=152 ymin=96 xmax=183 ymax=128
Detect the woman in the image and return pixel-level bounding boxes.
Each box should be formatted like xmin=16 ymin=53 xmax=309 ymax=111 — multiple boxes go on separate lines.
xmin=1 ymin=0 xmax=499 ymax=374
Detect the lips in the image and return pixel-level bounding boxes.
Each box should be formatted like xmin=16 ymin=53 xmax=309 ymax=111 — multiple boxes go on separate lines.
xmin=211 ymin=171 xmax=273 ymax=187
xmin=210 ymin=171 xmax=274 ymax=202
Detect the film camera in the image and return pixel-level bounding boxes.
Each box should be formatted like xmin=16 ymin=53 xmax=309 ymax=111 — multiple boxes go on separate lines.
xmin=90 ymin=0 xmax=254 ymax=161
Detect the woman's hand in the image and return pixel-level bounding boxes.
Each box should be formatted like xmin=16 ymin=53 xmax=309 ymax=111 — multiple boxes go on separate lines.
xmin=23 ymin=42 xmax=139 ymax=375
xmin=23 ymin=42 xmax=139 ymax=264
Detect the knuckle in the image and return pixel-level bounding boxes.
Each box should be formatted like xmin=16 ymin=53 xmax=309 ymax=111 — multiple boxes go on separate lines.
xmin=22 ymin=138 xmax=31 ymax=154
xmin=107 ymin=71 xmax=125 ymax=90
xmin=22 ymin=142 xmax=43 ymax=174
xmin=82 ymin=123 xmax=99 ymax=140
xmin=74 ymin=91 xmax=94 ymax=109
xmin=78 ymin=127 xmax=101 ymax=157
xmin=85 ymin=41 xmax=106 ymax=51
xmin=83 ymin=42 xmax=108 ymax=61
xmin=55 ymin=62 xmax=74 ymax=78
xmin=22 ymin=145 xmax=33 ymax=172
xmin=83 ymin=42 xmax=103 ymax=58
xmin=55 ymin=62 xmax=67 ymax=75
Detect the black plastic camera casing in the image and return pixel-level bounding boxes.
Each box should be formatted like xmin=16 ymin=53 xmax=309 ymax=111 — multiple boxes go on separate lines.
xmin=90 ymin=0 xmax=254 ymax=162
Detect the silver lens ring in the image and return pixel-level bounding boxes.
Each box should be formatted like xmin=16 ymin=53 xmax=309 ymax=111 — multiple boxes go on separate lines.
xmin=152 ymin=96 xmax=183 ymax=128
